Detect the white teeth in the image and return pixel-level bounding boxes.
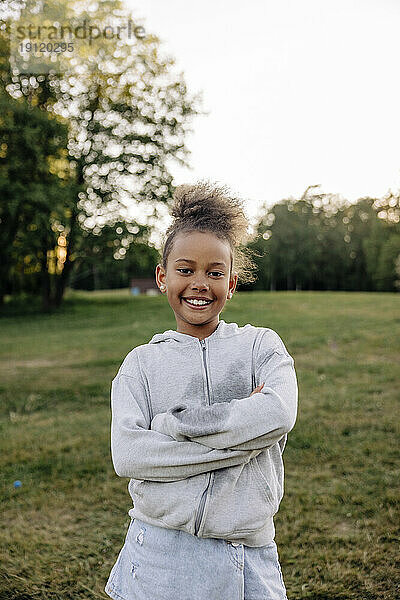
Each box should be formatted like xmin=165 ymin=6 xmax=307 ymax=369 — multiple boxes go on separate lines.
xmin=185 ymin=298 xmax=212 ymax=306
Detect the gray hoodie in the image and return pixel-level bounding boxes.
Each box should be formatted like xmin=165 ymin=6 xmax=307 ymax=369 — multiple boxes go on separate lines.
xmin=110 ymin=319 xmax=298 ymax=547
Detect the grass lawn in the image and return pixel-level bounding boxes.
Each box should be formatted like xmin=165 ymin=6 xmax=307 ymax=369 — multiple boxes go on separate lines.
xmin=0 ymin=289 xmax=399 ymax=599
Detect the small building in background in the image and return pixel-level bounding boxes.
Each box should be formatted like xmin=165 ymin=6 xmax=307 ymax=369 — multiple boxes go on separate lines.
xmin=130 ymin=278 xmax=160 ymax=296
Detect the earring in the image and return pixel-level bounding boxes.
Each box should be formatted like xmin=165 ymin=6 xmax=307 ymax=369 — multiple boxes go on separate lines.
xmin=160 ymin=285 xmax=166 ymax=292
xmin=228 ymin=292 xmax=233 ymax=299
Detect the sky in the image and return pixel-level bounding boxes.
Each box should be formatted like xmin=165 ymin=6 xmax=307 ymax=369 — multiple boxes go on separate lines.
xmin=126 ymin=0 xmax=400 ymax=229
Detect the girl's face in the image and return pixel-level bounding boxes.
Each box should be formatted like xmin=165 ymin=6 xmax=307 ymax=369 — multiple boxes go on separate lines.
xmin=155 ymin=231 xmax=238 ymax=340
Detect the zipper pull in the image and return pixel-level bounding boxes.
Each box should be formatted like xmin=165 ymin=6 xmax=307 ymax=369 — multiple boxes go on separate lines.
xmin=200 ymin=339 xmax=206 ymax=349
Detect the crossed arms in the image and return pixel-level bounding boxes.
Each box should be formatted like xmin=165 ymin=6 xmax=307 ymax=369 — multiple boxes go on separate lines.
xmin=110 ymin=344 xmax=298 ymax=482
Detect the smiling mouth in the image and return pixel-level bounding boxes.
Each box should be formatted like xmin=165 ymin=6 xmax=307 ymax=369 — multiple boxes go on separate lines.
xmin=181 ymin=298 xmax=214 ymax=309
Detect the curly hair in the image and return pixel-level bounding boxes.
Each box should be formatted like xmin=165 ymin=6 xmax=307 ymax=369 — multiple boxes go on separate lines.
xmin=159 ymin=181 xmax=260 ymax=284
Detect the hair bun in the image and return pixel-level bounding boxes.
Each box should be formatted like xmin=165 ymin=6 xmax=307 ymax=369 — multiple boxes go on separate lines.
xmin=171 ymin=183 xmax=215 ymax=222
xmin=171 ymin=181 xmax=242 ymax=236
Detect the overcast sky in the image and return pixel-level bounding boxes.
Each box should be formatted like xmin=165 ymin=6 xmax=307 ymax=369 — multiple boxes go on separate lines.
xmin=129 ymin=0 xmax=400 ymax=226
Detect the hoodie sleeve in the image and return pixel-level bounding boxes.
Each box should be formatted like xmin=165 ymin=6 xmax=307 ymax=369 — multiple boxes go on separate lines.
xmin=150 ymin=330 xmax=298 ymax=452
xmin=110 ymin=352 xmax=263 ymax=482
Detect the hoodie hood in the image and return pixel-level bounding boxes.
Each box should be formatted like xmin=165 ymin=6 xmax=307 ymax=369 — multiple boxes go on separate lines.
xmin=149 ymin=319 xmax=230 ymax=345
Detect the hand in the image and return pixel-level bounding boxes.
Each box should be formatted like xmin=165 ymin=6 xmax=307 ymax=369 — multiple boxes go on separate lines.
xmin=250 ymin=382 xmax=264 ymax=396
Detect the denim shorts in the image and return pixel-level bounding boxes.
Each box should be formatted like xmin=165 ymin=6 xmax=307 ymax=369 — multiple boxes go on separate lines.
xmin=104 ymin=517 xmax=288 ymax=600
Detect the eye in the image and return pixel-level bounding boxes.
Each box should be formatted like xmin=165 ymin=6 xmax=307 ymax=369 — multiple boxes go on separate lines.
xmin=176 ymin=268 xmax=224 ymax=277
xmin=177 ymin=268 xmax=192 ymax=274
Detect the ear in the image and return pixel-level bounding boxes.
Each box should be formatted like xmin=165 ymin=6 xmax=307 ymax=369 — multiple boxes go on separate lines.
xmin=155 ymin=264 xmax=166 ymax=289
xmin=229 ymin=272 xmax=238 ymax=296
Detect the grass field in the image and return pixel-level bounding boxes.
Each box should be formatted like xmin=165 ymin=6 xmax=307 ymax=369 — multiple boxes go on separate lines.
xmin=0 ymin=289 xmax=399 ymax=600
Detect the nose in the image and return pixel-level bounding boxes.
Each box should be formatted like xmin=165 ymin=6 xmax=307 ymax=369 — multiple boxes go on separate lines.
xmin=190 ymin=279 xmax=209 ymax=291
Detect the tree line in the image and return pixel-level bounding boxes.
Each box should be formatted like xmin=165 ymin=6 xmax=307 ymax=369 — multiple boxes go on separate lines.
xmin=243 ymin=186 xmax=400 ymax=293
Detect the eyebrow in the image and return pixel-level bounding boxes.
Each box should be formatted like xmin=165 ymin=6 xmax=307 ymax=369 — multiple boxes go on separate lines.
xmin=174 ymin=258 xmax=227 ymax=268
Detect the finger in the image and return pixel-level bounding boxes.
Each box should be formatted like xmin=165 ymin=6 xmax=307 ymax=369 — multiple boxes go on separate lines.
xmin=253 ymin=384 xmax=264 ymax=392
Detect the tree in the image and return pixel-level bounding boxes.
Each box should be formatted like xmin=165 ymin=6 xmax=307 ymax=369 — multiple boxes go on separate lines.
xmin=1 ymin=0 xmax=201 ymax=308
xmin=363 ymin=191 xmax=400 ymax=291
xmin=0 ymin=89 xmax=73 ymax=307
xmin=247 ymin=186 xmax=350 ymax=291
xmin=245 ymin=185 xmax=400 ymax=292
xmin=394 ymin=255 xmax=400 ymax=291
xmin=374 ymin=234 xmax=400 ymax=291
xmin=69 ymin=223 xmax=160 ymax=290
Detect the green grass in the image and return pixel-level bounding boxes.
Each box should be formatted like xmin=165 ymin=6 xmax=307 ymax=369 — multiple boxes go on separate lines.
xmin=0 ymin=289 xmax=399 ymax=599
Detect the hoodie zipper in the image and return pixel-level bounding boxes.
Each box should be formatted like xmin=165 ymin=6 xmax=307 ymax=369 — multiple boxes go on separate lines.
xmin=194 ymin=338 xmax=212 ymax=536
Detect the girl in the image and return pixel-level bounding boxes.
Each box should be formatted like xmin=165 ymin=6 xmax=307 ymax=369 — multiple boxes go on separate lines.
xmin=105 ymin=181 xmax=298 ymax=600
